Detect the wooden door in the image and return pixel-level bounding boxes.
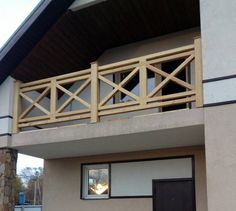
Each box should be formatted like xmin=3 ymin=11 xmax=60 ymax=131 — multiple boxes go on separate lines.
xmin=153 ymin=179 xmax=195 ymax=211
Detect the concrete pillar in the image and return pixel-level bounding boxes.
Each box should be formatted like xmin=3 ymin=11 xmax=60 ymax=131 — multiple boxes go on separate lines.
xmin=0 ymin=148 xmax=17 ymax=211
xmin=200 ymin=0 xmax=236 ymax=210
xmin=200 ymin=0 xmax=236 ymax=105
xmin=204 ymin=104 xmax=236 ymax=211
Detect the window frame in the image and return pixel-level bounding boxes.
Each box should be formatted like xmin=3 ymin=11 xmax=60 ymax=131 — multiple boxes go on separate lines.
xmin=81 ymin=164 xmax=110 ymax=199
xmin=81 ymin=155 xmax=194 ymax=200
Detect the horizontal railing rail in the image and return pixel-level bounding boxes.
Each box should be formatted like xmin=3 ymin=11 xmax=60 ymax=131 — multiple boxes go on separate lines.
xmin=13 ymin=37 xmax=203 ymax=132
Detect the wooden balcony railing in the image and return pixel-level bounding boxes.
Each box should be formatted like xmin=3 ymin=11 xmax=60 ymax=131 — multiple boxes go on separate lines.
xmin=13 ymin=37 xmax=203 ymax=133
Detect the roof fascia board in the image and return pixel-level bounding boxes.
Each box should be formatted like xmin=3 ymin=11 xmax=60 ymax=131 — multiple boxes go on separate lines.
xmin=69 ymin=0 xmax=107 ymax=11
xmin=0 ymin=0 xmax=52 ymax=61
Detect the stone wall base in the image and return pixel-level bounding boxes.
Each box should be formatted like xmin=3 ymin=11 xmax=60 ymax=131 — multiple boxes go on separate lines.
xmin=0 ymin=148 xmax=17 ymax=211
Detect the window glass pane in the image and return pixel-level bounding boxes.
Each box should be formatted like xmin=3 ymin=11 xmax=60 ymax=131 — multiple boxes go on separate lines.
xmin=88 ymin=168 xmax=109 ymax=195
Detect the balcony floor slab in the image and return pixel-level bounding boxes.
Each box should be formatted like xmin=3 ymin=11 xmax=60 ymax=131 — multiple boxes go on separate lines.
xmin=9 ymin=108 xmax=204 ymax=159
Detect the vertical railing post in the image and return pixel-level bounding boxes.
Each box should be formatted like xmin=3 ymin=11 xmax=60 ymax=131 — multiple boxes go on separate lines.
xmin=139 ymin=58 xmax=147 ymax=106
xmin=194 ymin=36 xmax=203 ymax=107
xmin=155 ymin=64 xmax=162 ymax=112
xmin=13 ymin=80 xmax=21 ymax=133
xmin=91 ymin=62 xmax=99 ymax=123
xmin=50 ymin=78 xmax=57 ymax=120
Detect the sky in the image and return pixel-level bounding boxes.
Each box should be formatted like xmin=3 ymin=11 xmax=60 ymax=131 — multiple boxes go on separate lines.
xmin=0 ymin=0 xmax=43 ymax=174
xmin=0 ymin=0 xmax=40 ymax=47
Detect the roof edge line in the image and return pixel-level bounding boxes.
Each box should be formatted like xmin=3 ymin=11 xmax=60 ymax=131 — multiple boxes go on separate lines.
xmin=0 ymin=0 xmax=52 ymax=61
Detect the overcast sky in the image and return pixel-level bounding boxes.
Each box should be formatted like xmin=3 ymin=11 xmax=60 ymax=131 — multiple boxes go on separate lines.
xmin=0 ymin=0 xmax=43 ymax=174
xmin=0 ymin=0 xmax=40 ymax=47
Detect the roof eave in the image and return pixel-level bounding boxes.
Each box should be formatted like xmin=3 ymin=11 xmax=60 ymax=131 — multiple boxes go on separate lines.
xmin=0 ymin=0 xmax=75 ymax=84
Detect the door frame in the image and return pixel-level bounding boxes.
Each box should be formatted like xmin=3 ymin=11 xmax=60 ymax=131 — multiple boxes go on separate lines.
xmin=152 ymin=178 xmax=196 ymax=211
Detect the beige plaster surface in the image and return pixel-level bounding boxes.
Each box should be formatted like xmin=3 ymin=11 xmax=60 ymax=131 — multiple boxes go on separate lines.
xmin=205 ymin=104 xmax=236 ymax=211
xmin=10 ymin=108 xmax=204 ymax=158
xmin=43 ymin=146 xmax=207 ymax=211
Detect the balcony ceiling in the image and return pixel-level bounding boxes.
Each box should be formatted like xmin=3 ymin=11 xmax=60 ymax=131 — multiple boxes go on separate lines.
xmin=12 ymin=0 xmax=200 ymax=82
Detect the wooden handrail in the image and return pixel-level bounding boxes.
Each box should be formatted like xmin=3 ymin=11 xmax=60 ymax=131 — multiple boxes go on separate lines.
xmin=98 ymin=44 xmax=194 ymax=71
xmin=12 ymin=37 xmax=203 ymax=133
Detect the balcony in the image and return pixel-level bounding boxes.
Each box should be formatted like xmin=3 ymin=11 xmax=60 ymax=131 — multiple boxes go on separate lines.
xmin=12 ymin=37 xmax=203 ymax=133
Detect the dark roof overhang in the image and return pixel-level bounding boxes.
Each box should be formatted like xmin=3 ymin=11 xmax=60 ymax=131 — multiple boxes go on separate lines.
xmin=0 ymin=0 xmax=200 ymax=84
xmin=0 ymin=0 xmax=74 ymax=84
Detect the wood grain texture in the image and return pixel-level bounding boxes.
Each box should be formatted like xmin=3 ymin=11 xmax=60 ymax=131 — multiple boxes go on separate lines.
xmin=15 ymin=40 xmax=202 ymax=130
xmin=11 ymin=0 xmax=200 ymax=82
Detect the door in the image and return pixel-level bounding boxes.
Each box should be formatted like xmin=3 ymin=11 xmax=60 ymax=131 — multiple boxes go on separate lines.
xmin=153 ymin=179 xmax=195 ymax=211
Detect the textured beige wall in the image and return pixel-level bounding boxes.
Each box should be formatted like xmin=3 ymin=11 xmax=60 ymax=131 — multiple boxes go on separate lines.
xmin=205 ymin=104 xmax=236 ymax=211
xmin=97 ymin=28 xmax=199 ymax=65
xmin=43 ymin=146 xmax=207 ymax=211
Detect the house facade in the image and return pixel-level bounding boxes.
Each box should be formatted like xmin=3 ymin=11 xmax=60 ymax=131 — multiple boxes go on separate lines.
xmin=0 ymin=0 xmax=236 ymax=211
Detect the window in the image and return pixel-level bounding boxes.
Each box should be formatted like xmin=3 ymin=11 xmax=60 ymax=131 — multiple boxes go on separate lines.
xmin=114 ymin=71 xmax=155 ymax=103
xmin=82 ymin=164 xmax=109 ymax=199
xmin=110 ymin=158 xmax=192 ymax=197
xmin=81 ymin=157 xmax=193 ymax=199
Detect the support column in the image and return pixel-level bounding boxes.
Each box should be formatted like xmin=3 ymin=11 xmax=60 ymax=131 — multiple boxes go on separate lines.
xmin=200 ymin=0 xmax=236 ymax=210
xmin=0 ymin=148 xmax=17 ymax=211
xmin=204 ymin=105 xmax=236 ymax=211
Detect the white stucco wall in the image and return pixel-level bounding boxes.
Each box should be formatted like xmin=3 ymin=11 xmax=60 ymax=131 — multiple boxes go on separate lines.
xmin=0 ymin=77 xmax=14 ymax=116
xmin=200 ymin=0 xmax=236 ymax=80
xmin=200 ymin=0 xmax=236 ymax=104
xmin=204 ymin=78 xmax=236 ymax=105
xmin=0 ymin=77 xmax=14 ymax=135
